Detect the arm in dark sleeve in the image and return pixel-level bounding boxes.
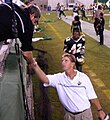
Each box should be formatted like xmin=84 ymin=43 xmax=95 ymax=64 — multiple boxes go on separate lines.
xmin=80 ymin=37 xmax=85 ymax=55
xmin=82 ymin=37 xmax=85 ymax=47
xmin=79 ymin=21 xmax=82 ymax=32
xmin=19 ymin=30 xmax=34 ymax=51
xmin=102 ymin=18 xmax=105 ymax=29
xmin=63 ymin=40 xmax=67 ymax=52
xmin=63 ymin=37 xmax=69 ymax=52
xmin=63 ymin=37 xmax=74 ymax=54
xmin=15 ymin=4 xmax=34 ymax=51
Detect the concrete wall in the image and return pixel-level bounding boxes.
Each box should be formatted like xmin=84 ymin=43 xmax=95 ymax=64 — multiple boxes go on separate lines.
xmin=32 ymin=0 xmax=94 ymax=10
xmin=33 ymin=0 xmax=48 ymax=11
xmin=48 ymin=0 xmax=67 ymax=10
xmin=33 ymin=0 xmax=67 ymax=10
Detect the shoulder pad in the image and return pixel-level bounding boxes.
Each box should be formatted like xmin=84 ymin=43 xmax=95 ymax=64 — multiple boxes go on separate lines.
xmin=82 ymin=37 xmax=85 ymax=41
xmin=65 ymin=37 xmax=71 ymax=42
xmin=80 ymin=37 xmax=85 ymax=41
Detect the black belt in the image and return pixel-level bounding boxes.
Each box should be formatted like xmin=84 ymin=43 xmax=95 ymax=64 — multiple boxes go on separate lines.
xmin=65 ymin=108 xmax=86 ymax=115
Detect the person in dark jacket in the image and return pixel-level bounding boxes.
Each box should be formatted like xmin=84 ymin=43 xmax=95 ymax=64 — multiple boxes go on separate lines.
xmin=71 ymin=15 xmax=82 ymax=33
xmin=0 ymin=3 xmax=41 ymax=64
xmin=94 ymin=5 xmax=103 ymax=36
xmin=80 ymin=4 xmax=88 ymax=20
xmin=97 ymin=12 xmax=105 ymax=45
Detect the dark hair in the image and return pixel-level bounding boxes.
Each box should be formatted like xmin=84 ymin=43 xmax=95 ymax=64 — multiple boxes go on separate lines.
xmin=98 ymin=5 xmax=102 ymax=10
xmin=28 ymin=4 xmax=41 ymax=18
xmin=100 ymin=12 xmax=103 ymax=16
xmin=72 ymin=28 xmax=80 ymax=34
xmin=74 ymin=15 xmax=79 ymax=21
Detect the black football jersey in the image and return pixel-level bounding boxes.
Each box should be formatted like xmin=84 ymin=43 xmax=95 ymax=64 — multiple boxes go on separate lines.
xmin=0 ymin=3 xmax=34 ymax=51
xmin=64 ymin=36 xmax=85 ymax=57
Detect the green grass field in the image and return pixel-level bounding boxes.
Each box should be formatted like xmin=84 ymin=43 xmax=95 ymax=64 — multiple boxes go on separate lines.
xmin=32 ymin=11 xmax=110 ymax=120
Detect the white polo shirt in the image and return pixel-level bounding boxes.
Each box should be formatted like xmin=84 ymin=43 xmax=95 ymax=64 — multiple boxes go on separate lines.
xmin=44 ymin=70 xmax=97 ymax=113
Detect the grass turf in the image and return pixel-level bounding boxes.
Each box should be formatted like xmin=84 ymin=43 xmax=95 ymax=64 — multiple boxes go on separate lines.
xmin=32 ymin=11 xmax=110 ymax=120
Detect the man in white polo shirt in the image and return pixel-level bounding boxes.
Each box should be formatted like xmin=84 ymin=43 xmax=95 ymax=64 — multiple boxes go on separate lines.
xmin=30 ymin=53 xmax=106 ymax=120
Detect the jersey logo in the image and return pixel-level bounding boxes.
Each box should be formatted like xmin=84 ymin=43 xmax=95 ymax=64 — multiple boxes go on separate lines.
xmin=77 ymin=81 xmax=82 ymax=85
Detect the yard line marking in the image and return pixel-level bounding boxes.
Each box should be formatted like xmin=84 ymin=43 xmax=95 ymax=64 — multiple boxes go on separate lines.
xmin=42 ymin=16 xmax=63 ymax=40
xmin=84 ymin=65 xmax=110 ymax=99
xmin=92 ymin=78 xmax=105 ymax=87
xmin=87 ymin=70 xmax=97 ymax=77
xmin=103 ymin=90 xmax=110 ymax=99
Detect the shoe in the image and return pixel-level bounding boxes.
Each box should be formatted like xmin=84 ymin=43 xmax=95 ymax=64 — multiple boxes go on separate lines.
xmin=100 ymin=42 xmax=103 ymax=45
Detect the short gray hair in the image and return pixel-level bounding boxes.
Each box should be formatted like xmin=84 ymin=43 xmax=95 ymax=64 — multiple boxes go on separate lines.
xmin=28 ymin=4 xmax=41 ymax=18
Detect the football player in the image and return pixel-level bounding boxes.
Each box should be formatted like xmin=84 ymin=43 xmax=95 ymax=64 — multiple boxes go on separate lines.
xmin=64 ymin=28 xmax=85 ymax=72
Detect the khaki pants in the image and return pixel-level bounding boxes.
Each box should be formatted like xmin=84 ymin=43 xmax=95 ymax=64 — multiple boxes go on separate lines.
xmin=64 ymin=108 xmax=93 ymax=120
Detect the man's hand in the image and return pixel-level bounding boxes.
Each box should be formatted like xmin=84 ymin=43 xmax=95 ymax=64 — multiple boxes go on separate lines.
xmin=22 ymin=51 xmax=34 ymax=64
xmin=98 ymin=110 xmax=106 ymax=120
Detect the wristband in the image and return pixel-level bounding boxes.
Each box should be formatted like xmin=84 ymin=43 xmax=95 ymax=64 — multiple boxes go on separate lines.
xmin=97 ymin=108 xmax=103 ymax=112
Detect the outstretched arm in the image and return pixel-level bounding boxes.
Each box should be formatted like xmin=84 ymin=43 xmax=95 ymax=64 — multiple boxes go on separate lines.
xmin=90 ymin=98 xmax=106 ymax=120
xmin=30 ymin=60 xmax=49 ymax=84
xmin=23 ymin=52 xmax=49 ymax=84
xmin=22 ymin=51 xmax=34 ymax=64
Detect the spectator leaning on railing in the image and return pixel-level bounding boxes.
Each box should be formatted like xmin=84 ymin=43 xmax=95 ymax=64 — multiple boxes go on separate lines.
xmin=0 ymin=2 xmax=41 ymax=64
